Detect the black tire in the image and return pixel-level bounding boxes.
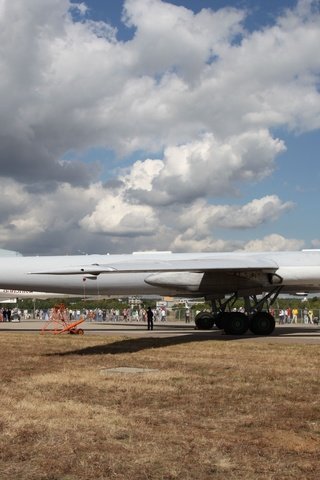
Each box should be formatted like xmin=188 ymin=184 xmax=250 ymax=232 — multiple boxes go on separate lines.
xmin=214 ymin=312 xmax=225 ymax=329
xmin=223 ymin=312 xmax=249 ymax=335
xmin=195 ymin=312 xmax=215 ymax=330
xmin=249 ymin=312 xmax=275 ymax=336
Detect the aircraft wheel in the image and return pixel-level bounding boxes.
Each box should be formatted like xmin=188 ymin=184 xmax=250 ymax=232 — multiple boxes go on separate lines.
xmin=223 ymin=312 xmax=249 ymax=335
xmin=77 ymin=329 xmax=84 ymax=335
xmin=249 ymin=312 xmax=275 ymax=336
xmin=195 ymin=311 xmax=215 ymax=330
xmin=214 ymin=312 xmax=225 ymax=329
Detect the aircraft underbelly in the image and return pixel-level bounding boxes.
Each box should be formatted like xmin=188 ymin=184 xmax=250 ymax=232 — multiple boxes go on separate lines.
xmin=199 ymin=271 xmax=272 ymax=294
xmin=145 ymin=270 xmax=272 ymax=294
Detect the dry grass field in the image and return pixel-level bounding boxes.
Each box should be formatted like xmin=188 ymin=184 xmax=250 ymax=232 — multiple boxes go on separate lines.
xmin=0 ymin=333 xmax=319 ymax=480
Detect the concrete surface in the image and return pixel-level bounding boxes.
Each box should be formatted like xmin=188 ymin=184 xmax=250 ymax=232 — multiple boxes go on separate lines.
xmin=0 ymin=319 xmax=320 ymax=343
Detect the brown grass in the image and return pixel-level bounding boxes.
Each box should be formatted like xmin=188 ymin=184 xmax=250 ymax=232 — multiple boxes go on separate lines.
xmin=0 ymin=333 xmax=319 ymax=479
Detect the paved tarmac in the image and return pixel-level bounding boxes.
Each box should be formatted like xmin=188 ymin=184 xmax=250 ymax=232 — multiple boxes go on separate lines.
xmin=1 ymin=319 xmax=320 ymax=343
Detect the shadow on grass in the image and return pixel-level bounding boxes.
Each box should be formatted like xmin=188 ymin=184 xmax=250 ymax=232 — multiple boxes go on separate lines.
xmin=48 ymin=332 xmax=222 ymax=356
xmin=46 ymin=325 xmax=320 ymax=356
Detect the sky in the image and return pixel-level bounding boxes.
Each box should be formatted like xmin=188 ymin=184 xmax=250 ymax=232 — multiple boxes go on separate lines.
xmin=0 ymin=0 xmax=319 ymax=255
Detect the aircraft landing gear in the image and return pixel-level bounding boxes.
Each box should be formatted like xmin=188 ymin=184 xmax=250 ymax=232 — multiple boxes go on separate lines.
xmin=196 ymin=286 xmax=281 ymax=336
xmin=194 ymin=310 xmax=249 ymax=334
xmin=216 ymin=310 xmax=275 ymax=336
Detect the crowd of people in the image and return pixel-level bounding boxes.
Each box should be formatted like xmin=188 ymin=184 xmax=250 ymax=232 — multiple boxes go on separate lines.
xmin=0 ymin=306 xmax=168 ymax=323
xmin=1 ymin=305 xmax=320 ymax=325
xmin=0 ymin=308 xmax=13 ymax=322
xmin=80 ymin=306 xmax=168 ymax=323
xmin=0 ymin=307 xmax=25 ymax=322
xmin=273 ymin=307 xmax=319 ymax=324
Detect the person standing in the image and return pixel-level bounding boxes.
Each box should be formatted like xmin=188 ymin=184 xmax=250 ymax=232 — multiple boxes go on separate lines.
xmin=279 ymin=309 xmax=285 ymax=324
xmin=292 ymin=307 xmax=299 ymax=324
xmin=147 ymin=307 xmax=154 ymax=331
xmin=286 ymin=307 xmax=292 ymax=323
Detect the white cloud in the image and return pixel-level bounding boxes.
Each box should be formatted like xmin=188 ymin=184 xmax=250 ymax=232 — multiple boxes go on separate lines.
xmin=121 ymin=131 xmax=285 ymax=207
xmin=0 ymin=0 xmax=318 ymax=253
xmin=0 ymin=179 xmax=98 ymax=249
xmin=121 ymin=158 xmax=164 ymax=191
xmin=70 ymin=2 xmax=89 ymax=16
xmin=171 ymin=233 xmax=304 ymax=253
xmin=311 ymin=239 xmax=320 ymax=248
xmin=1 ymin=0 xmax=318 ymax=168
xmin=79 ymin=190 xmax=159 ymax=235
xmin=243 ymin=234 xmax=304 ymax=252
xmin=123 ymin=0 xmax=245 ymax=82
xmin=166 ymin=197 xmax=295 ymax=252
xmin=170 ymin=233 xmax=242 ymax=253
xmin=177 ymin=195 xmax=293 ymax=232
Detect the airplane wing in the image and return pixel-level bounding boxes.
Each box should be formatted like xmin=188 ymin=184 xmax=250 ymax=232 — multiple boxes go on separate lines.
xmin=27 ymin=255 xmax=281 ymax=295
xmin=29 ymin=255 xmax=279 ymax=275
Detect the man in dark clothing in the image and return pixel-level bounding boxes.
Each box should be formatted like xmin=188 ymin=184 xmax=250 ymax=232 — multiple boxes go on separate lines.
xmin=147 ymin=307 xmax=154 ymax=330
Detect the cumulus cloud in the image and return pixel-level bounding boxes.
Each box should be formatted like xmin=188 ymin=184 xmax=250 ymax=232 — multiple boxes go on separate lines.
xmin=123 ymin=130 xmax=285 ymax=205
xmin=177 ymin=196 xmax=294 ymax=231
xmin=122 ymin=0 xmax=245 ymax=82
xmin=166 ymin=197 xmax=295 ymax=252
xmin=243 ymin=234 xmax=304 ymax=252
xmin=80 ymin=190 xmax=159 ymax=235
xmin=0 ymin=179 xmax=97 ymax=247
xmin=171 ymin=233 xmax=304 ymax=253
xmin=0 ymin=0 xmax=319 ymax=253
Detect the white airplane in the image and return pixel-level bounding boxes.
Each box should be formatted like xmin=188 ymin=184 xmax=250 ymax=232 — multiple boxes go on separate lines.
xmin=0 ymin=249 xmax=320 ymax=335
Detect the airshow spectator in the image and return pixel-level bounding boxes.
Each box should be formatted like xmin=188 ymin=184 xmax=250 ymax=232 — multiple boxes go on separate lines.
xmin=147 ymin=307 xmax=154 ymax=331
xmin=279 ymin=309 xmax=285 ymax=324
xmin=140 ymin=308 xmax=146 ymax=323
xmin=286 ymin=307 xmax=292 ymax=323
xmin=292 ymin=307 xmax=299 ymax=324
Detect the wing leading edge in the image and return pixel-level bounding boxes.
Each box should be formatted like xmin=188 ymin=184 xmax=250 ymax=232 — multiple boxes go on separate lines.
xmin=28 ymin=255 xmax=279 ymax=275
